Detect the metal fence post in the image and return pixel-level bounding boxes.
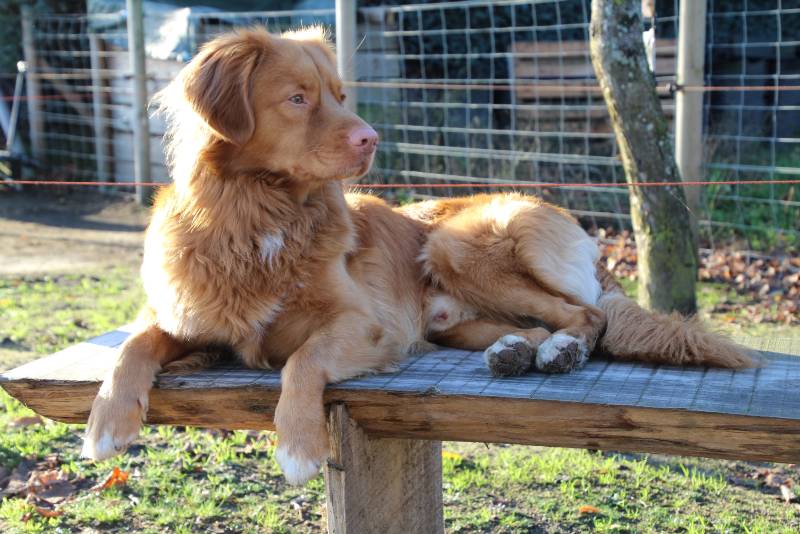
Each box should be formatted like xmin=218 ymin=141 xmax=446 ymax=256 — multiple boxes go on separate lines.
xmin=675 ymin=0 xmax=706 ymax=218
xmin=89 ymin=33 xmax=111 ymax=190
xmin=126 ymin=0 xmax=151 ymax=204
xmin=336 ymin=0 xmax=358 ymax=115
xmin=20 ymin=4 xmax=45 ymax=168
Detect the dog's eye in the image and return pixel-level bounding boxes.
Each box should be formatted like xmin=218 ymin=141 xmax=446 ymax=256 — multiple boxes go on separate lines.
xmin=340 ymin=94 xmax=347 ymax=102
xmin=289 ymin=94 xmax=305 ymax=105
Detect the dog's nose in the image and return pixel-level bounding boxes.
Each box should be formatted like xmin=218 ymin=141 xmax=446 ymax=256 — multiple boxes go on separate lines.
xmin=347 ymin=126 xmax=378 ymax=150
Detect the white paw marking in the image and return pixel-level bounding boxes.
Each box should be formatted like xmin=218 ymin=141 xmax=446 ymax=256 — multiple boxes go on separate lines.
xmin=81 ymin=431 xmax=118 ymax=461
xmin=484 ymin=334 xmax=528 ymax=366
xmin=536 ymin=333 xmax=588 ymax=368
xmin=276 ymin=446 xmax=322 ymax=486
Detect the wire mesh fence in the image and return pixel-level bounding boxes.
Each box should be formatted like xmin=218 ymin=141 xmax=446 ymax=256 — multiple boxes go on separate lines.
xmin=702 ymin=0 xmax=800 ymax=249
xmin=2 ymin=1 xmax=799 ymax=251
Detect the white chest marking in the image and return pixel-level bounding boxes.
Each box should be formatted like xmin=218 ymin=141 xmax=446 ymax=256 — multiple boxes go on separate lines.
xmin=260 ymin=231 xmax=285 ymax=266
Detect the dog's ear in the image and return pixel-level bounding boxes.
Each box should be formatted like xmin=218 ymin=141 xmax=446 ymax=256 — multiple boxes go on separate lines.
xmin=182 ymin=33 xmax=265 ymax=146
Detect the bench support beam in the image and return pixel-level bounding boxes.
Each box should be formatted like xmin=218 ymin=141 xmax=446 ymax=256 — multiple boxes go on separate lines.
xmin=324 ymin=403 xmax=443 ymax=534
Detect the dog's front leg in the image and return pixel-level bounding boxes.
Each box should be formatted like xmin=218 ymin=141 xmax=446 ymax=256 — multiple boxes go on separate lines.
xmin=274 ymin=312 xmax=382 ymax=485
xmin=82 ymin=324 xmax=190 ymax=460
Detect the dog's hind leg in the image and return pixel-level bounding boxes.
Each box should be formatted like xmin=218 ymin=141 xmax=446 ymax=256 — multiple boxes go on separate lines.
xmin=429 ymin=289 xmax=604 ymax=374
xmin=447 ymin=281 xmax=605 ymax=374
xmin=82 ymin=321 xmax=194 ymax=460
xmin=430 ymin=318 xmax=551 ymax=377
xmin=422 ymin=195 xmax=606 ymax=373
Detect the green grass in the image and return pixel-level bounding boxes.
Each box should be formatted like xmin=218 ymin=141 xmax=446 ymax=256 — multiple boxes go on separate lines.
xmin=443 ymin=444 xmax=800 ymax=533
xmin=0 ymin=271 xmax=798 ymax=532
xmin=0 ymin=269 xmax=143 ymax=361
xmin=0 ymin=405 xmax=321 ymax=533
xmin=703 ymin=146 xmax=800 ymax=252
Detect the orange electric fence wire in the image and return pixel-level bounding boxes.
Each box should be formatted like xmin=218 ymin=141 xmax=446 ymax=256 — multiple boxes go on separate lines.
xmin=4 ymin=179 xmax=800 ymax=189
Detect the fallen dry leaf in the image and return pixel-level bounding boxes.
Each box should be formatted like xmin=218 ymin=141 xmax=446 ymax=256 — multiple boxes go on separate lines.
xmin=579 ymin=505 xmax=601 ymax=514
xmin=765 ymin=472 xmax=791 ymax=488
xmin=34 ymin=506 xmax=64 ymax=518
xmin=598 ymin=232 xmax=799 ymax=326
xmin=27 ymin=469 xmax=77 ymax=505
xmin=42 ymin=454 xmax=61 ymax=470
xmin=9 ymin=416 xmax=43 ymax=429
xmin=754 ymin=467 xmax=770 ymax=479
xmin=1 ymin=461 xmax=33 ymax=498
xmin=29 ymin=469 xmax=65 ymax=488
xmin=92 ymin=467 xmax=129 ymax=492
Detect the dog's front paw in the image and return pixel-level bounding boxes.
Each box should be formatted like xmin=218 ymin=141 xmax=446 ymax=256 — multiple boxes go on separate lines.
xmin=81 ymin=389 xmax=146 ymax=461
xmin=484 ymin=334 xmax=534 ymax=377
xmin=273 ymin=409 xmax=329 ymax=485
xmin=535 ymin=333 xmax=589 ymax=374
xmin=275 ymin=446 xmax=325 ymax=485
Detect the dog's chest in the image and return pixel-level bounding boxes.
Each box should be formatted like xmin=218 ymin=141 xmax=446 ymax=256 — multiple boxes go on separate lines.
xmin=143 ymin=247 xmax=283 ymax=343
xmin=144 ymin=210 xmax=351 ymax=346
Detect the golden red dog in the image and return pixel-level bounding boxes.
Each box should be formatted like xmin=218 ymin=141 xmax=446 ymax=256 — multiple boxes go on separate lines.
xmin=81 ymin=27 xmax=754 ymax=485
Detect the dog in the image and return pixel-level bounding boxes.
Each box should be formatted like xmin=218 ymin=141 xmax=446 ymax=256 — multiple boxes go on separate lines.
xmin=81 ymin=26 xmax=755 ymax=485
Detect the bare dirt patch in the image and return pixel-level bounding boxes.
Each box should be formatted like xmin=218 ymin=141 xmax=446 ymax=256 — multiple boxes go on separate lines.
xmin=0 ymin=190 xmax=147 ymax=276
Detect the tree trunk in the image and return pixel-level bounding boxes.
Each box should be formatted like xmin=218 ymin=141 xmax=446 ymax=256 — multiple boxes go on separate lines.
xmin=589 ymin=0 xmax=698 ymax=315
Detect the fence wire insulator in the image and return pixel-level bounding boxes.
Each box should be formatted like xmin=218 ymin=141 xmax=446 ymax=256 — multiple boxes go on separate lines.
xmin=666 ymin=82 xmax=680 ymax=96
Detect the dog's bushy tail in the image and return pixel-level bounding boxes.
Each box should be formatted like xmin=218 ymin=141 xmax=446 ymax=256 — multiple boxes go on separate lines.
xmin=597 ymin=290 xmax=758 ymax=368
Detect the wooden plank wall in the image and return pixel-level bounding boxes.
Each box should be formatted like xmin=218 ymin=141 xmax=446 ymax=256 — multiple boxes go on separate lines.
xmin=510 ymin=39 xmax=677 ymax=128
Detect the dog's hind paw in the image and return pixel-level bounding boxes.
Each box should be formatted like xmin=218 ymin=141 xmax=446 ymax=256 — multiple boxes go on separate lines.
xmin=535 ymin=333 xmax=588 ymax=374
xmin=275 ymin=446 xmax=323 ymax=485
xmin=484 ymin=335 xmax=534 ymax=377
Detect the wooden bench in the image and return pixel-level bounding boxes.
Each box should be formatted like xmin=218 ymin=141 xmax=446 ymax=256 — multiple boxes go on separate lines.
xmin=2 ymin=328 xmax=799 ymax=533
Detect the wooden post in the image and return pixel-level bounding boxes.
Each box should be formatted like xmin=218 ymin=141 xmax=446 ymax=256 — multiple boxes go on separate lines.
xmin=590 ymin=0 xmax=698 ymax=315
xmin=324 ymin=404 xmax=443 ymax=534
xmin=675 ymin=0 xmax=706 ymax=216
xmin=89 ymin=34 xmax=111 ymax=189
xmin=335 ymin=0 xmax=358 ymax=114
xmin=20 ymin=3 xmax=45 ymax=167
xmin=4 ymin=63 xmax=26 ymax=155
xmin=126 ymin=0 xmax=151 ymax=204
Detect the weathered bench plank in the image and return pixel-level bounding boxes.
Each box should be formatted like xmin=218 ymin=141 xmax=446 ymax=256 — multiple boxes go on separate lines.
xmin=2 ymin=329 xmax=800 ymax=464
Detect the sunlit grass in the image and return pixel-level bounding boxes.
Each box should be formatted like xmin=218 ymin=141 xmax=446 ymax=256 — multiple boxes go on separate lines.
xmin=0 ymin=270 xmax=798 ymax=532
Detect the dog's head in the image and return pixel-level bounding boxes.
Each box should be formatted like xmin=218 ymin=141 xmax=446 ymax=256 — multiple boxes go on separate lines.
xmin=162 ymin=26 xmax=377 ymax=182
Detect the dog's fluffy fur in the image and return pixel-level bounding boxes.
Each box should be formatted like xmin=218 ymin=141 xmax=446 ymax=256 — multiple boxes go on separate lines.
xmin=82 ymin=27 xmax=756 ymax=485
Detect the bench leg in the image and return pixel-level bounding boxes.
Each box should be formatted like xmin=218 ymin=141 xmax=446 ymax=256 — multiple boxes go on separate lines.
xmin=324 ymin=403 xmax=444 ymax=534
